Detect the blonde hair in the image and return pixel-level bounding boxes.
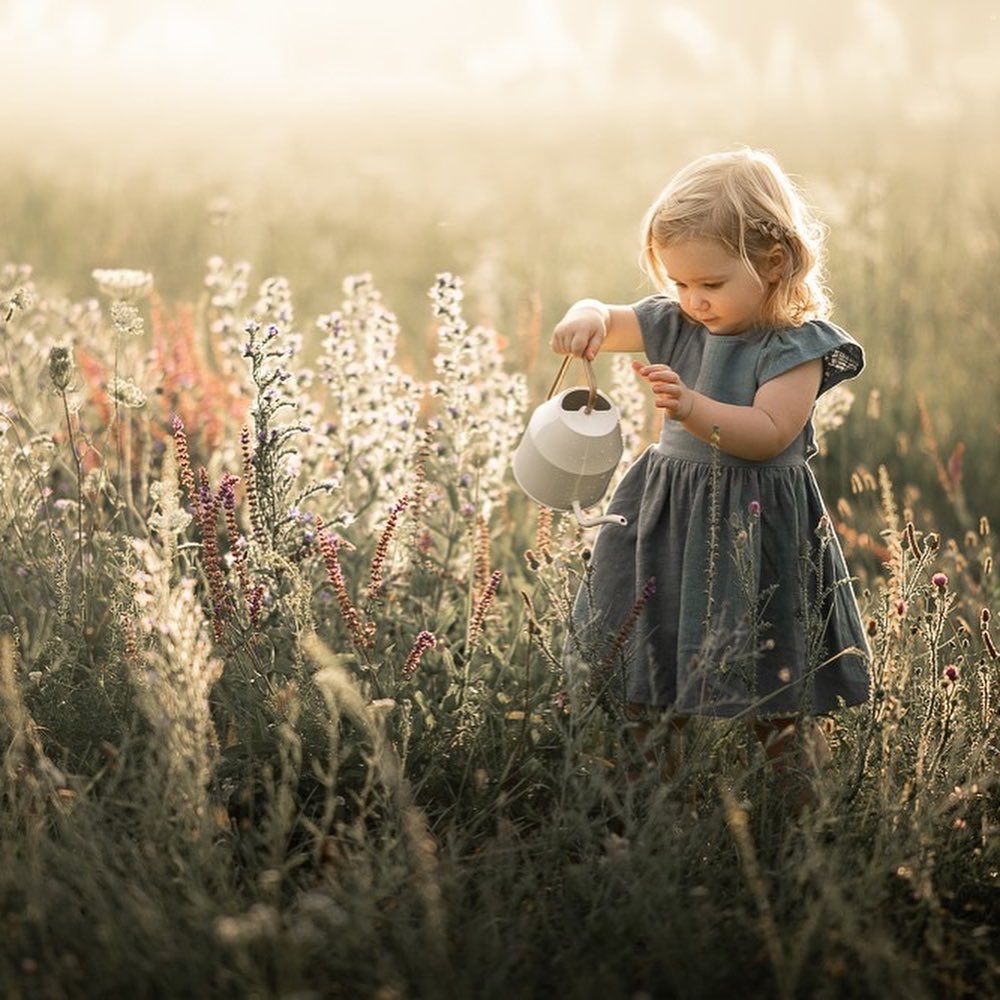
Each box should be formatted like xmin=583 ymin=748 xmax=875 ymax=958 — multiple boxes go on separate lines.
xmin=640 ymin=148 xmax=830 ymax=326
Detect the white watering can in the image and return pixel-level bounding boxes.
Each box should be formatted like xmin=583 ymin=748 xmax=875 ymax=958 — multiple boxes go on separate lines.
xmin=512 ymin=356 xmax=627 ymax=528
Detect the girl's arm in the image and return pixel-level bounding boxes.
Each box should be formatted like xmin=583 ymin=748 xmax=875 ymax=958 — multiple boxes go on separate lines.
xmin=551 ymin=299 xmax=644 ymax=359
xmin=635 ymin=358 xmax=823 ymax=462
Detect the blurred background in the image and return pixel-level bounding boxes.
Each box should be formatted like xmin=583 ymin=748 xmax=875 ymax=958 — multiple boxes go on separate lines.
xmin=4 ymin=0 xmax=998 ymax=317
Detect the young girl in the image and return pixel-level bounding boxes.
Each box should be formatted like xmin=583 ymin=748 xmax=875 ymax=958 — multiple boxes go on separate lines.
xmin=551 ymin=148 xmax=869 ymax=806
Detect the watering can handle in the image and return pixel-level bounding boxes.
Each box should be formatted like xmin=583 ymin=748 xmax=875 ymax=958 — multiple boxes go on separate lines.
xmin=547 ymin=356 xmax=598 ymax=413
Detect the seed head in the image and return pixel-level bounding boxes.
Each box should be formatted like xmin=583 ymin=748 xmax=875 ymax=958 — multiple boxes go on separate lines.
xmin=48 ymin=346 xmax=73 ymax=392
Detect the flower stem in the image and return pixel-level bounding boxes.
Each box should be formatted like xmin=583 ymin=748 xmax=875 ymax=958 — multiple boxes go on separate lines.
xmin=59 ymin=388 xmax=88 ymax=617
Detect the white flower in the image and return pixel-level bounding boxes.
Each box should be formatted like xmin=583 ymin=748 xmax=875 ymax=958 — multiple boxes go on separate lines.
xmin=107 ymin=376 xmax=147 ymax=409
xmin=91 ymin=268 xmax=154 ymax=301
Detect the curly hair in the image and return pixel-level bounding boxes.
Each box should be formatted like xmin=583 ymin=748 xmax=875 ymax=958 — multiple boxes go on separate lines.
xmin=639 ymin=148 xmax=831 ymax=327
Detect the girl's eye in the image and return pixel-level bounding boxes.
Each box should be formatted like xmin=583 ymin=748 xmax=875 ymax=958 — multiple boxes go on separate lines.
xmin=703 ymin=282 xmax=722 ymax=290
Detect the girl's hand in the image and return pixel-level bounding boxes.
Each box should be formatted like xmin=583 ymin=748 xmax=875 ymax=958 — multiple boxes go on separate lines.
xmin=633 ymin=361 xmax=694 ymax=420
xmin=550 ymin=300 xmax=610 ymax=361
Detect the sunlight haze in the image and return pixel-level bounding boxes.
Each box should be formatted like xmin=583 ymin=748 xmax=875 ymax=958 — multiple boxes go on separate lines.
xmin=5 ymin=0 xmax=998 ymax=123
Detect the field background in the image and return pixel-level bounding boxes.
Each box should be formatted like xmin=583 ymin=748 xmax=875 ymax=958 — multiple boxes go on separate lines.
xmin=2 ymin=1 xmax=1000 ymax=997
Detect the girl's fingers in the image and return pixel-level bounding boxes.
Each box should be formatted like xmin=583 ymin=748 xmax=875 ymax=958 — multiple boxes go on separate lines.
xmin=635 ymin=363 xmax=678 ymax=381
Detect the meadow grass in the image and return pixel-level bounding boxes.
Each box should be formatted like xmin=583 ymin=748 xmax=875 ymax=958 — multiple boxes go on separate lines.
xmin=1 ymin=111 xmax=999 ymax=998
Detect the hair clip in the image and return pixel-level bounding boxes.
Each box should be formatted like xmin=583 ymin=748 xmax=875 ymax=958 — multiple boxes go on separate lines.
xmin=749 ymin=218 xmax=787 ymax=243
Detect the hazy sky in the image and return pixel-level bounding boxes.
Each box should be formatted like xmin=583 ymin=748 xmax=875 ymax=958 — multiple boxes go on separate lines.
xmin=4 ymin=0 xmax=998 ymax=122
xmin=5 ymin=0 xmax=594 ymax=108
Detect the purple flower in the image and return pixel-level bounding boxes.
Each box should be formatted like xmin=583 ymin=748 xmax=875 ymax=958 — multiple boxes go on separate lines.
xmin=748 ymin=500 xmax=761 ymax=517
xmin=944 ymin=664 xmax=959 ymax=683
xmin=932 ymin=573 xmax=949 ymax=589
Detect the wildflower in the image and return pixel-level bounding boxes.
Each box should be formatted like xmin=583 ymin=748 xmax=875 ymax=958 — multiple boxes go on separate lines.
xmin=402 ymin=630 xmax=437 ymax=679
xmin=247 ymin=584 xmax=266 ymax=627
xmin=982 ymin=626 xmax=999 ymax=661
xmin=468 ymin=570 xmax=503 ymax=645
xmin=171 ymin=416 xmax=199 ymax=511
xmin=92 ymin=268 xmax=153 ymax=301
xmin=366 ymin=495 xmax=410 ymax=603
xmin=932 ymin=572 xmax=948 ymax=589
xmin=2 ymin=285 xmax=34 ymax=321
xmin=943 ymin=664 xmax=959 ymax=683
xmin=110 ymin=300 xmax=144 ymax=337
xmin=48 ymin=346 xmax=73 ymax=392
xmin=597 ymin=576 xmax=656 ymax=680
xmin=896 ymin=599 xmax=908 ymax=617
xmin=107 ymin=376 xmax=147 ymax=409
xmin=317 ymin=526 xmax=375 ymax=650
xmin=748 ymin=500 xmax=761 ymax=517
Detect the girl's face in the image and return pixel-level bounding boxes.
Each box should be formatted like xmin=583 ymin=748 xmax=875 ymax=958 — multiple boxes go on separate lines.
xmin=656 ymin=238 xmax=781 ymax=335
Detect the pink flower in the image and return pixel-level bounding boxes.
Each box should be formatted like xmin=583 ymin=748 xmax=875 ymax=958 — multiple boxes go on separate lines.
xmin=932 ymin=573 xmax=948 ymax=589
xmin=748 ymin=500 xmax=761 ymax=517
xmin=943 ymin=664 xmax=959 ymax=683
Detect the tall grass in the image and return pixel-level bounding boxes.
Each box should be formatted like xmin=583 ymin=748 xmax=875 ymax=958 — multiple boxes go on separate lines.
xmin=1 ymin=120 xmax=999 ymax=998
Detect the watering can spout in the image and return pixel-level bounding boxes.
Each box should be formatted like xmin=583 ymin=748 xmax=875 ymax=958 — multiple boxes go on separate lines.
xmin=572 ymin=500 xmax=627 ymax=528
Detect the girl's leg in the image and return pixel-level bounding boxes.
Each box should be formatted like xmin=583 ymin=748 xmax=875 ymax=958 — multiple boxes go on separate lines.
xmin=752 ymin=716 xmax=832 ymax=815
xmin=625 ymin=702 xmax=688 ymax=780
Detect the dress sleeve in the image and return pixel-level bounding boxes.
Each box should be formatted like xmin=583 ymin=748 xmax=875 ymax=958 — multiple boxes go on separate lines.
xmin=631 ymin=295 xmax=686 ymax=364
xmin=756 ymin=320 xmax=864 ymax=397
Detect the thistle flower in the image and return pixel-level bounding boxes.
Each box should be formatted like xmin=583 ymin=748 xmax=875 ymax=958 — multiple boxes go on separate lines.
xmin=932 ymin=572 xmax=948 ymax=589
xmin=943 ymin=664 xmax=959 ymax=683
xmin=92 ymin=268 xmax=153 ymax=301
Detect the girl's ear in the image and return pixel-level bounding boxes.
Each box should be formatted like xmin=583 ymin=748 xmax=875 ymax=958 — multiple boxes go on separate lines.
xmin=761 ymin=245 xmax=787 ymax=283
